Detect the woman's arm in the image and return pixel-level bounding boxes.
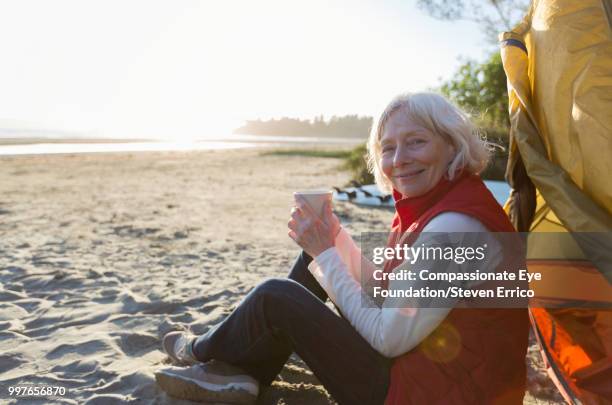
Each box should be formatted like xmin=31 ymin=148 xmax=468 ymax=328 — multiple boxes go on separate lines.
xmin=308 ymin=212 xmax=502 ymax=358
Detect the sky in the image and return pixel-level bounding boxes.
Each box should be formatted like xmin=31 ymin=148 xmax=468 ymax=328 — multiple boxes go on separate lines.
xmin=0 ymin=0 xmax=493 ymax=140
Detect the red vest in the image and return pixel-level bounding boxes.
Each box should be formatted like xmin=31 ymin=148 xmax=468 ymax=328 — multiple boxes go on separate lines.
xmin=383 ymin=173 xmax=529 ymax=405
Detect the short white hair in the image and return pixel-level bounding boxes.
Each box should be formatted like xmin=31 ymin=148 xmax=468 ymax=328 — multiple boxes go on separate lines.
xmin=367 ymin=92 xmax=493 ymax=194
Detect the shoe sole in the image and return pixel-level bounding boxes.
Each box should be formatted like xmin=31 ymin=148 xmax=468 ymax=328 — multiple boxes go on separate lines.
xmin=155 ymin=369 xmax=258 ymax=404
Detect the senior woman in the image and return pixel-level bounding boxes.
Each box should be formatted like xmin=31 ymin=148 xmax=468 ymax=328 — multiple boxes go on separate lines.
xmin=155 ymin=92 xmax=529 ymax=404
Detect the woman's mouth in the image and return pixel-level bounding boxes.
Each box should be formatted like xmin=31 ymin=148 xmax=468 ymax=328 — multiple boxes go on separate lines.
xmin=394 ymin=169 xmax=425 ymax=179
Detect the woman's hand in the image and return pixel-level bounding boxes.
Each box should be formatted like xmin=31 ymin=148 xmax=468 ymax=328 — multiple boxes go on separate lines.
xmin=288 ymin=198 xmax=341 ymax=258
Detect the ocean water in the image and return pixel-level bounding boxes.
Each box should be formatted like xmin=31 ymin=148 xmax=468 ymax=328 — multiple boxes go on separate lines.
xmin=0 ymin=140 xmax=258 ymax=156
xmin=0 ymin=135 xmax=362 ymax=156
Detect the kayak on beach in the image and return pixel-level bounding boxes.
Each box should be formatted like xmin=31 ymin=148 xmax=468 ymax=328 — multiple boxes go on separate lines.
xmin=333 ymin=180 xmax=510 ymax=207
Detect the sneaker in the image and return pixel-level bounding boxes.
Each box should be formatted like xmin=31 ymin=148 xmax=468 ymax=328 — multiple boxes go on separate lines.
xmin=155 ymin=360 xmax=259 ymax=404
xmin=162 ymin=331 xmax=198 ymax=365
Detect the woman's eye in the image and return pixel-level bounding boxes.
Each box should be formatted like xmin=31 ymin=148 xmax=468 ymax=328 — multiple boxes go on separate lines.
xmin=382 ymin=146 xmax=395 ymax=154
xmin=407 ymin=139 xmax=426 ymax=146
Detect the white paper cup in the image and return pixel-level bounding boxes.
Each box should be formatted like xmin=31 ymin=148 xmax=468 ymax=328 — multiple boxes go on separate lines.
xmin=293 ymin=190 xmax=333 ymax=218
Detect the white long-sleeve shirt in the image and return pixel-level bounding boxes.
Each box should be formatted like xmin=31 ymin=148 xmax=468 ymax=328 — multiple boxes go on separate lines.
xmin=307 ymin=212 xmax=501 ymax=358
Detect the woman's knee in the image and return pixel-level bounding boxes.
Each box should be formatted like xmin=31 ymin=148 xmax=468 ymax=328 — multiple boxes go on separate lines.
xmin=250 ymin=278 xmax=302 ymax=301
xmin=250 ymin=278 xmax=308 ymax=305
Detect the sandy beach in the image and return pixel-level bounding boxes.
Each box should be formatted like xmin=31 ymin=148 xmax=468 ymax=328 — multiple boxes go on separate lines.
xmin=0 ymin=148 xmax=561 ymax=404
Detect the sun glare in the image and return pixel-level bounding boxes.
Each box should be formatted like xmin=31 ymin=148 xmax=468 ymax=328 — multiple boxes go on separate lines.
xmin=0 ymin=0 xmax=483 ymax=140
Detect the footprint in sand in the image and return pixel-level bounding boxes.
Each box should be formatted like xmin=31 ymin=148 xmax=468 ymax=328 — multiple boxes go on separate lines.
xmin=112 ymin=225 xmax=160 ymax=238
xmin=114 ymin=332 xmax=159 ymax=356
xmin=0 ymin=353 xmax=28 ymax=374
xmin=46 ymin=340 xmax=113 ymax=361
xmin=50 ymin=359 xmax=112 ymax=380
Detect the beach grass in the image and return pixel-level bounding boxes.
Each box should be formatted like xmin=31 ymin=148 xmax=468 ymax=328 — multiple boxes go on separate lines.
xmin=261 ymin=145 xmax=375 ymax=185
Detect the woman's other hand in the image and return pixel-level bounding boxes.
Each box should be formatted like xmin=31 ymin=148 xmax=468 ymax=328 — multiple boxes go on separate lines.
xmin=288 ymin=198 xmax=341 ymax=257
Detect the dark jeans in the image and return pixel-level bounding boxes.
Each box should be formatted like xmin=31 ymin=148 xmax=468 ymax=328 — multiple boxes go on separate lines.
xmin=192 ymin=251 xmax=391 ymax=405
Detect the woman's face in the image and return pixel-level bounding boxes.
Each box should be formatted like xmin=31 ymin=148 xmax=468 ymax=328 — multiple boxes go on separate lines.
xmin=380 ymin=111 xmax=455 ymax=199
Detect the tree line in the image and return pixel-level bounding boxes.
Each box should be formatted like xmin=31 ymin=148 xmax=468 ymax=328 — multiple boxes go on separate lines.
xmin=233 ymin=115 xmax=373 ymax=138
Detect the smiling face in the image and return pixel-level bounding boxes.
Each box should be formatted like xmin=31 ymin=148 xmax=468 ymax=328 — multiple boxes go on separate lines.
xmin=380 ymin=110 xmax=455 ymax=199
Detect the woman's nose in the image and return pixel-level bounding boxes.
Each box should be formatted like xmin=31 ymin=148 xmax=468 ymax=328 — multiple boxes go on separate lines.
xmin=393 ymin=145 xmax=411 ymax=167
